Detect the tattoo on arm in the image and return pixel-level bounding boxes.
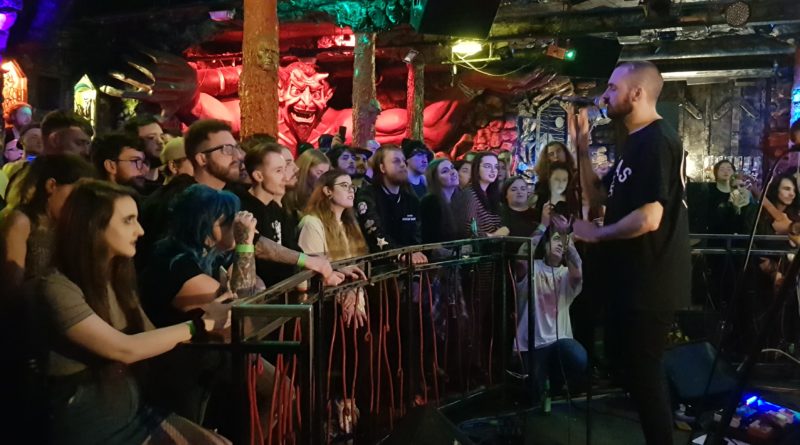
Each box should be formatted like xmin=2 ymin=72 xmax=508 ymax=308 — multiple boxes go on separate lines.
xmin=231 ymin=252 xmax=257 ymax=297
xmin=255 ymin=235 xmax=301 ymax=265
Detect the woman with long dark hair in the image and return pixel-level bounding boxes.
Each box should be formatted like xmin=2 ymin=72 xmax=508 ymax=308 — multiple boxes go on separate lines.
xmin=420 ymin=158 xmax=462 ymax=244
xmin=0 ymin=155 xmax=95 ymax=293
xmin=284 ymin=149 xmax=330 ymax=219
xmin=299 ymin=169 xmax=369 ymax=261
xmin=500 ymin=175 xmax=538 ymax=238
xmin=460 ymin=151 xmax=509 ymax=238
xmin=533 ymin=141 xmax=576 ymax=183
xmin=534 ymin=162 xmax=580 ymax=222
xmin=32 ymin=179 xmax=231 ymax=444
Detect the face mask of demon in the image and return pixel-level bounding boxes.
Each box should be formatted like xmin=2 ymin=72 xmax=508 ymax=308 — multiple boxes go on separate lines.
xmin=278 ymin=62 xmax=334 ymax=144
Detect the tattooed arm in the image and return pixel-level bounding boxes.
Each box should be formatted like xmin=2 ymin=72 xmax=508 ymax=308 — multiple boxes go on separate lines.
xmin=230 ymin=211 xmax=257 ymax=297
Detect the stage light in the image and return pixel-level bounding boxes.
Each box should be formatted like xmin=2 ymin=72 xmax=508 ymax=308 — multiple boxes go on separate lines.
xmin=564 ymin=49 xmax=577 ymax=61
xmin=209 ymin=9 xmax=236 ymax=22
xmin=452 ymin=41 xmax=483 ymax=57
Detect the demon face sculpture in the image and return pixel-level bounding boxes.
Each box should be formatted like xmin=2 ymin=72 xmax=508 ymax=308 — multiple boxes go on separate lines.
xmin=278 ymin=62 xmax=334 ymax=144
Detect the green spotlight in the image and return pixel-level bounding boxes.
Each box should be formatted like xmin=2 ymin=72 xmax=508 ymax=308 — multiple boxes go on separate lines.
xmin=564 ymin=49 xmax=577 ymax=61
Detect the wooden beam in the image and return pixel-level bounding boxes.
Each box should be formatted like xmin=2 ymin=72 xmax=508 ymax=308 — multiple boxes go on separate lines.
xmin=490 ymin=0 xmax=800 ymax=38
xmin=240 ymin=0 xmax=278 ymax=138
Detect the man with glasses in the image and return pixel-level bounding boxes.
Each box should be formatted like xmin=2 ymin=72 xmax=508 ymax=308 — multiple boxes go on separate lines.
xmin=125 ymin=114 xmax=168 ymax=189
xmin=90 ymin=133 xmax=149 ymax=190
xmin=184 ymin=119 xmax=244 ymax=190
xmin=142 ymin=119 xmax=341 ymax=285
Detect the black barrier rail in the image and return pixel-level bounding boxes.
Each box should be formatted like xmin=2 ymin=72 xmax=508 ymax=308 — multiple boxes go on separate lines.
xmin=217 ymin=232 xmax=798 ymax=444
xmin=227 ymin=236 xmax=536 ymax=445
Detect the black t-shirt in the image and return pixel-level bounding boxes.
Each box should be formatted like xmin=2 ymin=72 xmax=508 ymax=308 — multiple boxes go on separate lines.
xmin=135 ymin=174 xmax=197 ymax=272
xmin=501 ymin=206 xmax=539 ymax=238
xmin=420 ymin=194 xmax=459 ymax=243
xmin=601 ymin=119 xmax=690 ymax=311
xmin=237 ymin=192 xmax=299 ymax=287
xmin=139 ymin=253 xmax=204 ymax=328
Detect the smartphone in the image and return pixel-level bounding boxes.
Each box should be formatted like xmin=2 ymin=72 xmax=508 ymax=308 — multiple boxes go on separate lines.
xmin=338 ymin=126 xmax=347 ymax=139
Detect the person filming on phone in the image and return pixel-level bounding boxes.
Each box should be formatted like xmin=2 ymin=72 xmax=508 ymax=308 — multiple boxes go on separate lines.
xmin=572 ymin=61 xmax=690 ymax=445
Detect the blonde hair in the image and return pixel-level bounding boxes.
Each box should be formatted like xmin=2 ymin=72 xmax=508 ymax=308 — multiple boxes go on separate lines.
xmin=304 ymin=170 xmax=368 ymax=261
xmin=285 ymin=149 xmax=330 ymax=216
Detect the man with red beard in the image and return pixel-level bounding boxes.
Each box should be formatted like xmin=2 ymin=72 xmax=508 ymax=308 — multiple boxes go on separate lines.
xmin=573 ymin=61 xmax=690 ymax=445
xmin=355 ymin=145 xmax=427 ymax=264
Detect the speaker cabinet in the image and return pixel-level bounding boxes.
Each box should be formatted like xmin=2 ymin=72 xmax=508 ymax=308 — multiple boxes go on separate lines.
xmin=663 ymin=341 xmax=738 ymax=405
xmin=410 ymin=0 xmax=502 ymax=39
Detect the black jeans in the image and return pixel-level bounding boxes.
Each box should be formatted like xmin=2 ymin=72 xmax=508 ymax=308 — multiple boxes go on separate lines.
xmin=606 ymin=307 xmax=675 ymax=445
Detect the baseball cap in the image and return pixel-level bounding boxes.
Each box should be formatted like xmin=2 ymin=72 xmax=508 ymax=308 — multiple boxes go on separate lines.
xmin=401 ymin=138 xmax=433 ymax=161
xmin=160 ymin=136 xmax=186 ymax=164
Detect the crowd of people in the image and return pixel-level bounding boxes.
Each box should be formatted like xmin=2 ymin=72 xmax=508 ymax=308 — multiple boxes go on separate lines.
xmin=0 ymin=101 xmax=592 ymax=443
xmin=1 ymin=60 xmax=793 ymax=444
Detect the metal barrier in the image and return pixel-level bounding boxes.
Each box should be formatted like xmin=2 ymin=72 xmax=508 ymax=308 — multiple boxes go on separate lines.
xmin=229 ymin=236 xmax=536 ymax=445
xmin=222 ymin=233 xmax=797 ymax=444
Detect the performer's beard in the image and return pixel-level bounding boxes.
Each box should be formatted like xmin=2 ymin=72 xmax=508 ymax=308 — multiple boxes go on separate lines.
xmin=606 ymin=99 xmax=634 ymax=120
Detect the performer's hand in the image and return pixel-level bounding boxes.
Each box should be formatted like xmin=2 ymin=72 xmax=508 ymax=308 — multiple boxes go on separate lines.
xmin=772 ymin=213 xmax=792 ymax=235
xmin=575 ymin=107 xmax=592 ymax=151
xmin=572 ymin=219 xmax=602 ymax=243
xmin=551 ymin=215 xmax=572 ymax=235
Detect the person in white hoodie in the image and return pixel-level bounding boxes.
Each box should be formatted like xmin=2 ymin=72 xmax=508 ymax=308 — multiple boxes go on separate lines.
xmin=514 ymin=208 xmax=586 ymax=402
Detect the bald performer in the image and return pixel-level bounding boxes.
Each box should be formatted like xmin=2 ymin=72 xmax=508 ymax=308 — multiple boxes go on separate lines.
xmin=573 ymin=61 xmax=690 ymax=444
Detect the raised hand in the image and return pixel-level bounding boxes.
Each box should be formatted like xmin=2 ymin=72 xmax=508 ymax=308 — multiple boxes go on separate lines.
xmin=233 ymin=211 xmax=257 ymax=245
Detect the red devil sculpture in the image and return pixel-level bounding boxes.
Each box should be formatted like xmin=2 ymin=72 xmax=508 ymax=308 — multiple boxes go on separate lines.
xmin=102 ymin=49 xmax=463 ymax=153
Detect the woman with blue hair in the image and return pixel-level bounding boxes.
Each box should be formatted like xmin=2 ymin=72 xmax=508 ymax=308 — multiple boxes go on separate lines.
xmin=138 ymin=183 xmax=262 ymax=431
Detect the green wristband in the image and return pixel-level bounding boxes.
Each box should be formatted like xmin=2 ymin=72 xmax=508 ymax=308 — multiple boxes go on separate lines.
xmin=297 ymin=253 xmax=307 ymax=268
xmin=235 ymin=243 xmax=255 ymax=253
xmin=186 ymin=320 xmax=196 ymax=337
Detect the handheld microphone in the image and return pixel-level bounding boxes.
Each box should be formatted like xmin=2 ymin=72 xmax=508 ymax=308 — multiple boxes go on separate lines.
xmin=554 ymin=96 xmax=602 ymax=107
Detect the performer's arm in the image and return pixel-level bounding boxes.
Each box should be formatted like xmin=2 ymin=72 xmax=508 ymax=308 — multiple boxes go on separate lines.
xmin=578 ymin=201 xmax=663 ymax=242
xmin=575 ymin=109 xmax=607 ymax=210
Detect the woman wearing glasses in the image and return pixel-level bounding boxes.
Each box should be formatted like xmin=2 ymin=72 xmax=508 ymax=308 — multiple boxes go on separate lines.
xmin=298 ymin=170 xmax=369 ymax=439
xmin=298 ymin=170 xmax=369 ymax=265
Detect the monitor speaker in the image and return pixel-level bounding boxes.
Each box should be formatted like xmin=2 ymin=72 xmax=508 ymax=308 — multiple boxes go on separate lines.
xmin=663 ymin=341 xmax=738 ymax=405
xmin=410 ymin=0 xmax=502 ymax=39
